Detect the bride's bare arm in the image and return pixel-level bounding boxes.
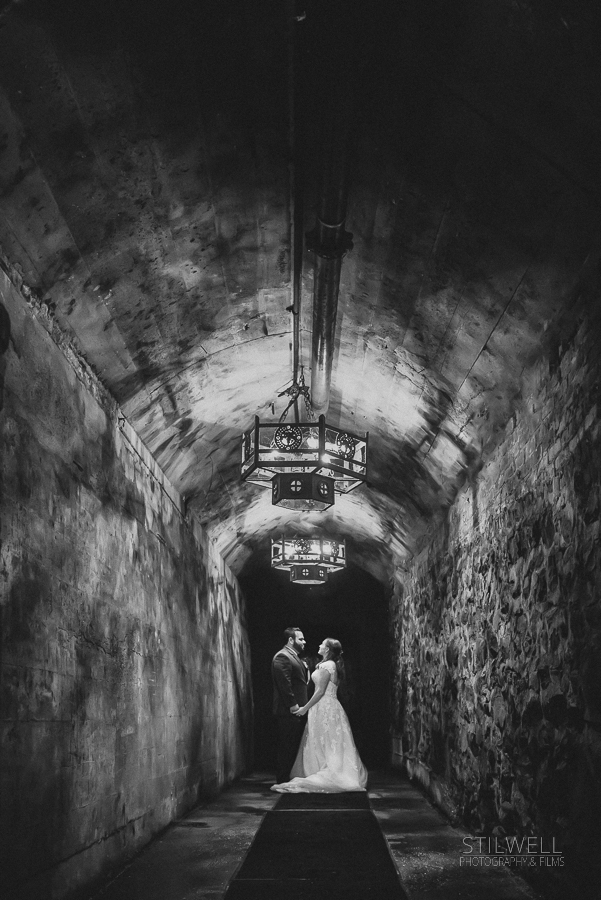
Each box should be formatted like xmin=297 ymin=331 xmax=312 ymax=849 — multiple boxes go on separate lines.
xmin=294 ymin=666 xmax=331 ymax=715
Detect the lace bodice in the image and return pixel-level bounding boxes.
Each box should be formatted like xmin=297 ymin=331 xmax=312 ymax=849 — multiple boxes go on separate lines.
xmin=312 ymin=661 xmax=338 ymax=696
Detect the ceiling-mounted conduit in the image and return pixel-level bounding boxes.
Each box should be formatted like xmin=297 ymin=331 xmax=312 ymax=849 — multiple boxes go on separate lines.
xmin=307 ymin=7 xmax=354 ymax=418
xmin=288 ymin=0 xmax=305 ymax=423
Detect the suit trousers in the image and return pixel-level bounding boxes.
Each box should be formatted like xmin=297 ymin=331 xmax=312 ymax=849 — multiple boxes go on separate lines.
xmin=276 ymin=715 xmax=305 ymax=784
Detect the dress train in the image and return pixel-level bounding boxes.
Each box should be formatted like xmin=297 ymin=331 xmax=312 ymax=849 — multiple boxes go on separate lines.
xmin=271 ymin=662 xmax=367 ymax=793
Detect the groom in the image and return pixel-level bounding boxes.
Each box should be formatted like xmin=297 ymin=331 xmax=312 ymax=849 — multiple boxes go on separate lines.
xmin=271 ymin=627 xmax=310 ymax=784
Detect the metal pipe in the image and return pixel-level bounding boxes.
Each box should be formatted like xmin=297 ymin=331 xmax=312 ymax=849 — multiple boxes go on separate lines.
xmin=287 ymin=0 xmax=305 ymax=422
xmin=310 ymin=238 xmax=344 ymax=416
xmin=308 ymin=87 xmax=354 ymax=416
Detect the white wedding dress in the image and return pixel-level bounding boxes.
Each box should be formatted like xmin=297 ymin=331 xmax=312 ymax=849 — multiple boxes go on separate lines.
xmin=272 ymin=661 xmax=368 ymax=792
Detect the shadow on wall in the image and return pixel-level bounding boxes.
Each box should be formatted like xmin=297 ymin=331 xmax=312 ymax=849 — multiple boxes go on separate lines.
xmin=239 ymin=562 xmax=392 ymax=773
xmin=0 ymin=280 xmax=252 ymax=900
xmin=0 ymin=300 xmax=9 ymax=409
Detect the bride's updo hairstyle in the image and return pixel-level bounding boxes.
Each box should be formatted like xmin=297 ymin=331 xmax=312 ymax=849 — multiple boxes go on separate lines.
xmin=323 ymin=638 xmax=345 ymax=682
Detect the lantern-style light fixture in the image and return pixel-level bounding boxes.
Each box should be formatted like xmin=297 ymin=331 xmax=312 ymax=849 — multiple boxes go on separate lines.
xmin=271 ymin=535 xmax=346 ymax=584
xmin=241 ymin=414 xmax=368 ymax=510
xmin=290 ymin=564 xmax=330 ymax=584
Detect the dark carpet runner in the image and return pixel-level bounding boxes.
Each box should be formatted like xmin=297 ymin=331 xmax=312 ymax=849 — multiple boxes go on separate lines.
xmin=224 ymin=790 xmax=408 ymax=900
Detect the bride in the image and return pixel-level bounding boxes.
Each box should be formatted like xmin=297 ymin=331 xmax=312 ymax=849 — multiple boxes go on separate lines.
xmin=271 ymin=638 xmax=368 ymax=793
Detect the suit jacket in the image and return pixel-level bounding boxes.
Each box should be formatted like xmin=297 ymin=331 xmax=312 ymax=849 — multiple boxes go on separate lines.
xmin=271 ymin=646 xmax=309 ymax=716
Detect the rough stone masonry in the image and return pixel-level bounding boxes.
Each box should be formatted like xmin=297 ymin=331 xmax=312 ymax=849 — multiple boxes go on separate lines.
xmin=391 ymin=310 xmax=601 ymax=898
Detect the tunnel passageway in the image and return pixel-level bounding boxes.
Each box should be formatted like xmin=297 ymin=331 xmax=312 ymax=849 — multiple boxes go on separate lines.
xmin=2 ymin=3 xmax=601 ymax=899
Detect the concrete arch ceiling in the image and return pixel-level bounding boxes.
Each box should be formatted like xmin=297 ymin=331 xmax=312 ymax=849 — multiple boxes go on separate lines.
xmin=1 ymin=0 xmax=600 ymax=581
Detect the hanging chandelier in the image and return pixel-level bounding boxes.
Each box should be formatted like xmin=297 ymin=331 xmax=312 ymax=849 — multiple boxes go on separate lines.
xmin=271 ymin=534 xmax=346 ymax=570
xmin=271 ymin=534 xmax=347 ymax=585
xmin=241 ymin=407 xmax=368 ymax=511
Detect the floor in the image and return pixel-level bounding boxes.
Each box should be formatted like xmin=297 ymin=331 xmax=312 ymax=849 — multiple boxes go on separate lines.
xmin=223 ymin=788 xmax=406 ymax=899
xmin=92 ymin=771 xmax=542 ymax=900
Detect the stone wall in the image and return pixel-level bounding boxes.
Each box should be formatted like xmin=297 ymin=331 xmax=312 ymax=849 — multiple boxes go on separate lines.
xmin=0 ymin=266 xmax=252 ymax=900
xmin=391 ymin=313 xmax=601 ymax=896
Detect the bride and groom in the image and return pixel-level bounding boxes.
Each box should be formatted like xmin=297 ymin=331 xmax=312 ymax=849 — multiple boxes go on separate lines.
xmin=270 ymin=626 xmax=367 ymax=792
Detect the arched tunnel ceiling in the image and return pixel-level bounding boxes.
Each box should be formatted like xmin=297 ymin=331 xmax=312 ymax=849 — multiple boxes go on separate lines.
xmin=1 ymin=0 xmax=600 ymax=581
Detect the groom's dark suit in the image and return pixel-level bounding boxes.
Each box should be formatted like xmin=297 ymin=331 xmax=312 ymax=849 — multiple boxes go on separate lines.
xmin=272 ymin=646 xmax=310 ymax=783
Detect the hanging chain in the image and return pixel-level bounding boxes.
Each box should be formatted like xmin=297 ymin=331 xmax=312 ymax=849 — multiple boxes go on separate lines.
xmin=277 ymin=366 xmax=313 ymax=421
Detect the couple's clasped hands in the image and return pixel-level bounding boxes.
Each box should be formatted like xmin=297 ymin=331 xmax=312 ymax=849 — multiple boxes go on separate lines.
xmin=291 ymin=705 xmax=308 ymax=717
